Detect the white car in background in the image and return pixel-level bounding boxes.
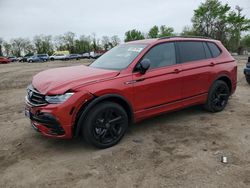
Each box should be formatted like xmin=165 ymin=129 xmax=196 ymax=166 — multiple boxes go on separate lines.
xmin=49 ymin=54 xmax=67 ymax=61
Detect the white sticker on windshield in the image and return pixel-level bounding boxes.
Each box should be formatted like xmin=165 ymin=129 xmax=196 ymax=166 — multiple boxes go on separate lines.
xmin=128 ymin=47 xmax=143 ymax=53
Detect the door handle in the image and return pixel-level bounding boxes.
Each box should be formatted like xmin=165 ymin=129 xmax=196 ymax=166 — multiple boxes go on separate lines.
xmin=209 ymin=62 xmax=215 ymax=67
xmin=173 ymin=69 xmax=181 ymax=74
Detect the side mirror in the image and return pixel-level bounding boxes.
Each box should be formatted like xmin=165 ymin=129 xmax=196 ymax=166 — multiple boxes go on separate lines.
xmin=138 ymin=59 xmax=150 ymax=74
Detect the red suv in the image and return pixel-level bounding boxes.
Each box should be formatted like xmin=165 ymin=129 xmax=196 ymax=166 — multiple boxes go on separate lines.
xmin=25 ymin=37 xmax=237 ymax=148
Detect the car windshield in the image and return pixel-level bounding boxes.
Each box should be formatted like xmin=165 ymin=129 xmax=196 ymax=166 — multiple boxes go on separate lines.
xmin=90 ymin=44 xmax=147 ymax=70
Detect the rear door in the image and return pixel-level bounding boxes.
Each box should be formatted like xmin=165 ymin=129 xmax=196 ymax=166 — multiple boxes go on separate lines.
xmin=176 ymin=41 xmax=214 ymax=99
xmin=132 ymin=42 xmax=182 ymax=111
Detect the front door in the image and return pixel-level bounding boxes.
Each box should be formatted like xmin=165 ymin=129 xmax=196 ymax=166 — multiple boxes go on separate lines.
xmin=132 ymin=42 xmax=182 ymax=113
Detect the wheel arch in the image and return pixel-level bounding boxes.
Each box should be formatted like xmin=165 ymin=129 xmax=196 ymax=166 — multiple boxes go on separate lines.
xmin=73 ymin=94 xmax=134 ymax=137
xmin=215 ymin=75 xmax=232 ymax=93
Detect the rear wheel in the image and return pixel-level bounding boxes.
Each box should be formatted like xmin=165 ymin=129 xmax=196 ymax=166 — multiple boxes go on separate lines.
xmin=204 ymin=80 xmax=230 ymax=112
xmin=246 ymin=75 xmax=250 ymax=85
xmin=81 ymin=102 xmax=128 ymax=149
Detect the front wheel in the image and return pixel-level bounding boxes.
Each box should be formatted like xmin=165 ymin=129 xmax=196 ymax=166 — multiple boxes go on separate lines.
xmin=81 ymin=102 xmax=128 ymax=149
xmin=204 ymin=80 xmax=230 ymax=112
xmin=246 ymin=75 xmax=250 ymax=85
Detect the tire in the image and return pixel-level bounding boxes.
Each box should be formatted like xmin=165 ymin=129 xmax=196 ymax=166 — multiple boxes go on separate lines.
xmin=81 ymin=101 xmax=128 ymax=149
xmin=246 ymin=76 xmax=250 ymax=85
xmin=50 ymin=58 xmax=54 ymax=61
xmin=28 ymin=60 xmax=33 ymax=63
xmin=204 ymin=80 xmax=230 ymax=112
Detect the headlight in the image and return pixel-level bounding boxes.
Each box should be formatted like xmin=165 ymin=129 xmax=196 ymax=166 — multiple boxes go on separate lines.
xmin=45 ymin=93 xmax=74 ymax=104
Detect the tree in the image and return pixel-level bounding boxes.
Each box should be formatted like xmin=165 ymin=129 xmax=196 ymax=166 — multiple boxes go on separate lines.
xmin=10 ymin=38 xmax=26 ymax=56
xmin=124 ymin=29 xmax=145 ymax=42
xmin=102 ymin=36 xmax=111 ymax=50
xmin=74 ymin=35 xmax=92 ymax=53
xmin=110 ymin=35 xmax=121 ymax=47
xmin=63 ymin=31 xmax=76 ymax=53
xmin=0 ymin=38 xmax=3 ymax=56
xmin=91 ymin=33 xmax=101 ymax=51
xmin=180 ymin=26 xmax=196 ymax=36
xmin=241 ymin=34 xmax=250 ymax=50
xmin=148 ymin=25 xmax=159 ymax=38
xmin=192 ymin=0 xmax=250 ymax=52
xmin=33 ymin=35 xmax=54 ymax=55
xmin=3 ymin=42 xmax=11 ymax=56
xmin=158 ymin=25 xmax=174 ymax=37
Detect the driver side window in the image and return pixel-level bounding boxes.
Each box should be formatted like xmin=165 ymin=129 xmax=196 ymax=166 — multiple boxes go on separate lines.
xmin=143 ymin=42 xmax=176 ymax=69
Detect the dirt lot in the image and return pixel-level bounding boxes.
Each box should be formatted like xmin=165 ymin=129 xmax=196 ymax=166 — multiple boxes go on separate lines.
xmin=0 ymin=57 xmax=250 ymax=188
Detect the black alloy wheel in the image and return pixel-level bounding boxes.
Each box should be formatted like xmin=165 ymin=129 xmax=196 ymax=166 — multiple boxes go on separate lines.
xmin=204 ymin=80 xmax=230 ymax=112
xmin=82 ymin=102 xmax=128 ymax=148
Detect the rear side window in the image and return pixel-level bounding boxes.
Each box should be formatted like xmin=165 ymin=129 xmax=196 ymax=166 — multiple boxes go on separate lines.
xmin=207 ymin=42 xmax=221 ymax=57
xmin=142 ymin=42 xmax=176 ymax=69
xmin=203 ymin=42 xmax=212 ymax=59
xmin=177 ymin=42 xmax=206 ymax=63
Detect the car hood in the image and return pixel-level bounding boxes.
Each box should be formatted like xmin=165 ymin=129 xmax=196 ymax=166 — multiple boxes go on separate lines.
xmin=32 ymin=65 xmax=119 ymax=95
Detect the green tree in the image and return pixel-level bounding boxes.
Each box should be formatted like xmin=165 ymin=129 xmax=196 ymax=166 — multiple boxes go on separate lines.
xmin=192 ymin=0 xmax=250 ymax=52
xmin=241 ymin=34 xmax=250 ymax=49
xmin=74 ymin=35 xmax=92 ymax=53
xmin=124 ymin=29 xmax=145 ymax=42
xmin=158 ymin=25 xmax=174 ymax=37
xmin=180 ymin=26 xmax=196 ymax=36
xmin=148 ymin=25 xmax=159 ymax=38
xmin=33 ymin=35 xmax=54 ymax=55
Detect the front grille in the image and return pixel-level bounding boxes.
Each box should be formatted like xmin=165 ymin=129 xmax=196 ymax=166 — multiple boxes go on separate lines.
xmin=26 ymin=85 xmax=47 ymax=106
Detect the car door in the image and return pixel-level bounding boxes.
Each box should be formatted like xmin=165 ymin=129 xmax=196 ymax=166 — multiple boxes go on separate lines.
xmin=176 ymin=41 xmax=214 ymax=99
xmin=132 ymin=42 xmax=182 ymax=112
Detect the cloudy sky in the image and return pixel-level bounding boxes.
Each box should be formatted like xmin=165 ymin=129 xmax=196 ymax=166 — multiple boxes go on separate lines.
xmin=0 ymin=0 xmax=249 ymax=41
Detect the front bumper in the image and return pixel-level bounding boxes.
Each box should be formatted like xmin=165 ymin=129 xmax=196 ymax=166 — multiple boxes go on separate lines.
xmin=244 ymin=67 xmax=250 ymax=76
xmin=25 ymin=91 xmax=94 ymax=139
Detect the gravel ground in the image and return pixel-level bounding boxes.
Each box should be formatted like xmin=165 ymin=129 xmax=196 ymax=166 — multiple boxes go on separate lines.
xmin=0 ymin=57 xmax=249 ymax=188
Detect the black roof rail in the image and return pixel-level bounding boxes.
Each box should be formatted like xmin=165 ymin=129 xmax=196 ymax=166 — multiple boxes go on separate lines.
xmin=158 ymin=36 xmax=212 ymax=40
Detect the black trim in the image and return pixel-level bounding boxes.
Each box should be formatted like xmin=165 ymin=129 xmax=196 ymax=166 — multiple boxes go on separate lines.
xmin=74 ymin=94 xmax=134 ymax=137
xmin=143 ymin=92 xmax=207 ymax=110
xmin=29 ymin=112 xmax=65 ymax=135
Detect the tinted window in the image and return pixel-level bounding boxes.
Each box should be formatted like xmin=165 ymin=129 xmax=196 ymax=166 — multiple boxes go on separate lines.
xmin=142 ymin=42 xmax=176 ymax=69
xmin=207 ymin=42 xmax=221 ymax=57
xmin=178 ymin=42 xmax=206 ymax=63
xmin=203 ymin=42 xmax=212 ymax=58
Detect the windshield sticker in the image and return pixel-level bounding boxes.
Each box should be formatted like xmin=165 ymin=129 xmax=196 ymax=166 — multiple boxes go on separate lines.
xmin=127 ymin=47 xmax=144 ymax=52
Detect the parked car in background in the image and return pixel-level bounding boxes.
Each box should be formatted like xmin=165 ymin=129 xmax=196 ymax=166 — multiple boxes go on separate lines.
xmin=81 ymin=52 xmax=90 ymax=59
xmin=65 ymin=54 xmax=81 ymax=60
xmin=90 ymin=50 xmax=107 ymax=59
xmin=0 ymin=57 xmax=11 ymax=64
xmin=19 ymin=54 xmax=34 ymax=62
xmin=27 ymin=54 xmax=49 ymax=63
xmin=49 ymin=54 xmax=67 ymax=61
xmin=25 ymin=37 xmax=237 ymax=148
xmin=8 ymin=56 xmax=17 ymax=62
xmin=244 ymin=57 xmax=250 ymax=84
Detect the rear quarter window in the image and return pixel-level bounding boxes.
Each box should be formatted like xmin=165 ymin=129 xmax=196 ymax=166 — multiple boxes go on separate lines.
xmin=207 ymin=42 xmax=221 ymax=58
xmin=177 ymin=41 xmax=206 ymax=63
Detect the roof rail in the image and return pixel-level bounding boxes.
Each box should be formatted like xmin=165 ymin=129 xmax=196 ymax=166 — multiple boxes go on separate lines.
xmin=158 ymin=36 xmax=211 ymax=40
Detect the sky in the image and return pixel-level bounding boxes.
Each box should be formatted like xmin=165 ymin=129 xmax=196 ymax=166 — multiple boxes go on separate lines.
xmin=0 ymin=0 xmax=250 ymax=41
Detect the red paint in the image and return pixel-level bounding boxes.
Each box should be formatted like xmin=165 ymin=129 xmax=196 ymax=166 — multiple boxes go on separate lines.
xmin=25 ymin=37 xmax=237 ymax=139
xmin=0 ymin=57 xmax=11 ymax=64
